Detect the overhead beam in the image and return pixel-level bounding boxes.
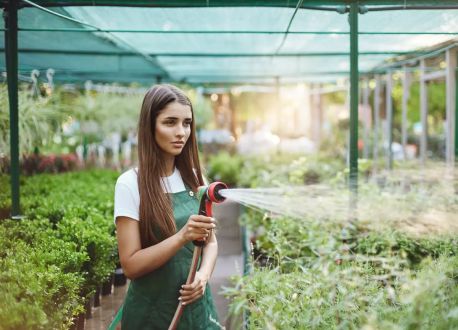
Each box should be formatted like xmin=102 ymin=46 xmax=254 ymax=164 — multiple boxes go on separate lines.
xmin=3 ymin=70 xmax=361 ymax=78
xmin=0 ymin=49 xmax=429 ymax=57
xmin=421 ymin=70 xmax=446 ymax=81
xmin=13 ymin=28 xmax=458 ymax=36
xmin=15 ymin=0 xmax=458 ymax=9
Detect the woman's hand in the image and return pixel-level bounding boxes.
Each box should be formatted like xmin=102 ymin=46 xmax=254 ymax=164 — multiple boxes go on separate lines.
xmin=178 ymin=215 xmax=216 ymax=244
xmin=179 ymin=271 xmax=209 ymax=305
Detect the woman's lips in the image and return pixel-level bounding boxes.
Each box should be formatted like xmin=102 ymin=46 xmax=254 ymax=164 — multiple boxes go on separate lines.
xmin=172 ymin=141 xmax=184 ymax=148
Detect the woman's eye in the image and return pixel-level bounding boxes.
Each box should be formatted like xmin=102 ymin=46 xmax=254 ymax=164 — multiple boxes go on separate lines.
xmin=164 ymin=120 xmax=175 ymax=125
xmin=183 ymin=121 xmax=192 ymax=127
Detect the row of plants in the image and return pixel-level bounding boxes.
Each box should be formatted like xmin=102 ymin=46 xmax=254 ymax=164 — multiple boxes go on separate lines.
xmin=220 ymin=153 xmax=458 ymax=329
xmin=0 ymin=170 xmax=118 ymax=329
xmin=205 ymin=151 xmax=346 ymax=188
xmin=0 ymin=83 xmax=212 ymax=161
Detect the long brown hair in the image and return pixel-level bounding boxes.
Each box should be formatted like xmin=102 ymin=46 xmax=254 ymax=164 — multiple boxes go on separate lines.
xmin=137 ymin=84 xmax=204 ymax=248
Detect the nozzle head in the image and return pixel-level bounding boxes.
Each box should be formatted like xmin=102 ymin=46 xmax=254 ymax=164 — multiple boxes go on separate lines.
xmin=207 ymin=182 xmax=227 ymax=203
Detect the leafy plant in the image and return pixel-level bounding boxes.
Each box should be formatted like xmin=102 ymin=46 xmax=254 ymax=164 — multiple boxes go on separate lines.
xmin=0 ymin=84 xmax=71 ymax=156
xmin=206 ymin=151 xmax=244 ymax=187
xmin=0 ymin=220 xmax=87 ymax=330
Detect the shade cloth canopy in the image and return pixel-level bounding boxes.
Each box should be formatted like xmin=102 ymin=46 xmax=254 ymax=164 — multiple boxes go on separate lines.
xmin=1 ymin=0 xmax=457 ymax=85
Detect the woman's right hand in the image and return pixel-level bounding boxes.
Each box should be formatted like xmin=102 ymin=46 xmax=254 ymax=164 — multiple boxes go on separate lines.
xmin=178 ymin=215 xmax=216 ymax=244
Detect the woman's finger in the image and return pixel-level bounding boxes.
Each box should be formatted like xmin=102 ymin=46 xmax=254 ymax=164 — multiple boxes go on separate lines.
xmin=189 ymin=221 xmax=215 ymax=230
xmin=180 ymin=288 xmax=205 ymax=305
xmin=182 ymin=278 xmax=201 ymax=292
xmin=189 ymin=227 xmax=209 ymax=234
xmin=190 ymin=215 xmax=216 ymax=224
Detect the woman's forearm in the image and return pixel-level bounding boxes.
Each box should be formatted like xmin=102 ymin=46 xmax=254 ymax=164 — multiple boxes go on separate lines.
xmin=198 ymin=234 xmax=218 ymax=280
xmin=123 ymin=232 xmax=186 ymax=279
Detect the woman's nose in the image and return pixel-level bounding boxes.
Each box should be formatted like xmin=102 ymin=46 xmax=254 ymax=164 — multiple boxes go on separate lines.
xmin=175 ymin=125 xmax=185 ymax=137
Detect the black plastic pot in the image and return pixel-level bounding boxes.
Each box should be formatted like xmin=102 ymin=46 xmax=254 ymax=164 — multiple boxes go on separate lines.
xmin=94 ymin=286 xmax=101 ymax=307
xmin=114 ymin=264 xmax=127 ymax=287
xmin=77 ymin=313 xmax=85 ymax=330
xmin=102 ymin=274 xmax=114 ymax=295
xmin=71 ymin=312 xmax=85 ymax=330
xmin=84 ymin=296 xmax=93 ymax=319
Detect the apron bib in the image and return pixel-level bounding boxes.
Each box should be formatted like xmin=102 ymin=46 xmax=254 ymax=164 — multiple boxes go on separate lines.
xmin=121 ymin=189 xmax=220 ymax=330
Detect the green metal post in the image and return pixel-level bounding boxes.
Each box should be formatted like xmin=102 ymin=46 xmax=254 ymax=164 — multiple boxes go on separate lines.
xmin=349 ymin=3 xmax=359 ymax=191
xmin=5 ymin=0 xmax=20 ymax=218
xmin=455 ymin=54 xmax=458 ymax=160
xmin=455 ymin=53 xmax=458 ymax=196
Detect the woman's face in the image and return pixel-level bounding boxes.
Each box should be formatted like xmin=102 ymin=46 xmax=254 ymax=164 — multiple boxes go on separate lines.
xmin=155 ymin=101 xmax=193 ymax=158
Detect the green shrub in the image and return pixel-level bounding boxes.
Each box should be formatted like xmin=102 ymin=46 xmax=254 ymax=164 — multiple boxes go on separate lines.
xmin=0 ymin=170 xmax=118 ymax=328
xmin=206 ymin=151 xmax=243 ymax=187
xmin=226 ymin=254 xmax=458 ymax=329
xmin=0 ymin=220 xmax=87 ymax=330
xmin=57 ymin=214 xmax=116 ymax=298
xmin=355 ymin=230 xmax=457 ymax=266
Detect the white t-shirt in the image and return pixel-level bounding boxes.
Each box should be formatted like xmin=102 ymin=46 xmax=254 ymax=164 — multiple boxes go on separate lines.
xmin=114 ymin=167 xmax=186 ymax=224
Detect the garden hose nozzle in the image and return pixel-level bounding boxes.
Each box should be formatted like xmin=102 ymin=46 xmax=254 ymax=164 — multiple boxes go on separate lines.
xmin=194 ymin=182 xmax=228 ymax=246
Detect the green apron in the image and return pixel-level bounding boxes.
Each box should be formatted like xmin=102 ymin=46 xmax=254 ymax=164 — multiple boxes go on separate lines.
xmin=120 ymin=188 xmax=220 ymax=330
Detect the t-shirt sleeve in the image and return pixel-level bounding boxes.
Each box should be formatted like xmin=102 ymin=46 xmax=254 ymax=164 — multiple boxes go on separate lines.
xmin=114 ymin=181 xmax=139 ymax=224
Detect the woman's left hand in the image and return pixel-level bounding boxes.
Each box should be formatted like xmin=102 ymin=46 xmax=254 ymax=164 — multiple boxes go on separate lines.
xmin=179 ymin=271 xmax=208 ymax=305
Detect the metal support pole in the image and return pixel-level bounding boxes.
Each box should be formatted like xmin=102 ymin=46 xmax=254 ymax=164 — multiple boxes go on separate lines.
xmin=455 ymin=51 xmax=458 ymax=160
xmin=362 ymin=78 xmax=370 ymax=159
xmin=5 ymin=0 xmax=20 ymax=218
xmin=373 ymin=75 xmax=381 ymax=166
xmin=445 ymin=49 xmax=456 ymax=166
xmin=349 ymin=3 xmax=359 ymax=190
xmin=420 ymin=59 xmax=428 ymax=165
xmin=386 ymin=71 xmax=393 ymax=169
xmin=401 ymin=66 xmax=410 ymax=160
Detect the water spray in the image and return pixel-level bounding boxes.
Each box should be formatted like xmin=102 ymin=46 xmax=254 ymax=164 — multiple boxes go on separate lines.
xmin=169 ymin=181 xmax=228 ymax=330
xmin=168 ymin=166 xmax=458 ymax=328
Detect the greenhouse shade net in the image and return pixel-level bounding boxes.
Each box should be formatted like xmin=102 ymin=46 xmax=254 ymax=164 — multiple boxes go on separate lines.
xmin=11 ymin=1 xmax=458 ymax=8
xmin=1 ymin=3 xmax=458 ymax=85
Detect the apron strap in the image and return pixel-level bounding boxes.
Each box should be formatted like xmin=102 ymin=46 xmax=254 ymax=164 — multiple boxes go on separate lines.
xmin=107 ymin=302 xmax=124 ymax=330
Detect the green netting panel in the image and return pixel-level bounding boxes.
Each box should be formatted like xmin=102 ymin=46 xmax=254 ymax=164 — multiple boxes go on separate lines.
xmin=12 ymin=1 xmax=458 ymax=8
xmin=63 ymin=7 xmax=458 ymax=82
xmin=1 ymin=4 xmax=458 ymax=84
xmin=0 ymin=6 xmax=168 ymax=82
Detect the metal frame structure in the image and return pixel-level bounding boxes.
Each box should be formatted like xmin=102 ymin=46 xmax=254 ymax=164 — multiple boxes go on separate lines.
xmin=3 ymin=0 xmax=458 ymax=217
xmin=4 ymin=0 xmax=19 ymax=217
xmin=365 ymin=43 xmax=458 ymax=170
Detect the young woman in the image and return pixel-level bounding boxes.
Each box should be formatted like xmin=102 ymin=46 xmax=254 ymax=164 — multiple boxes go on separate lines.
xmin=114 ymin=85 xmax=220 ymax=329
